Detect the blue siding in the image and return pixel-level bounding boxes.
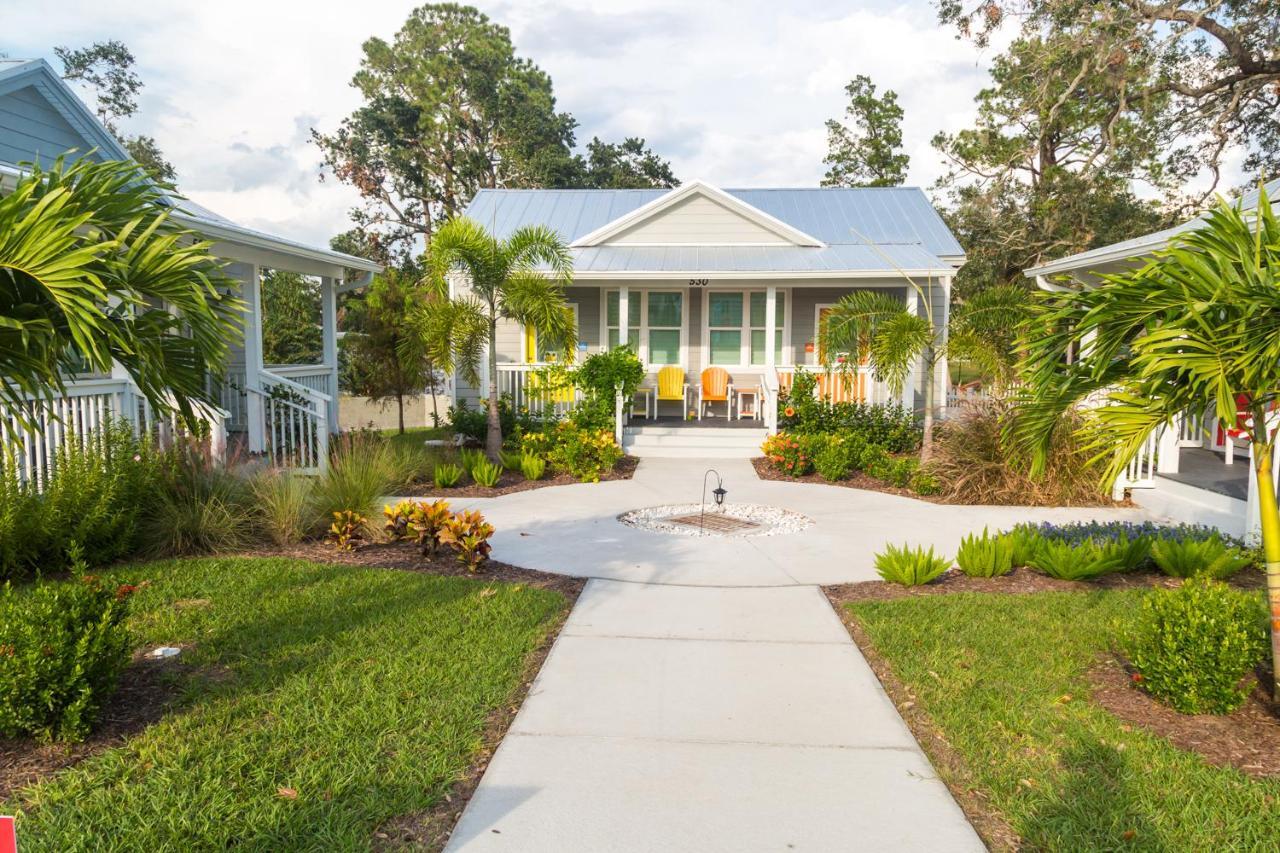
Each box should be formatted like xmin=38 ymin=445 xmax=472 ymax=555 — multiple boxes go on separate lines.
xmin=0 ymin=83 xmax=96 ymax=167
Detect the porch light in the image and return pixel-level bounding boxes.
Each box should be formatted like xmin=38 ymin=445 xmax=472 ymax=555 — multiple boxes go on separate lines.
xmin=713 ymin=484 xmax=727 ymax=506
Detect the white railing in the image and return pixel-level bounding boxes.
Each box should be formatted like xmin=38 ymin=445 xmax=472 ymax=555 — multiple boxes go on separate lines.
xmin=774 ymin=365 xmax=893 ymax=406
xmin=266 ymin=363 xmax=335 ymax=398
xmin=762 ymin=371 xmax=779 ymax=433
xmin=496 ymin=364 xmax=582 ymax=418
xmin=1114 ymin=425 xmax=1162 ymax=498
xmin=251 ymin=371 xmax=330 ymax=473
xmin=1 ymin=378 xmax=227 ymax=490
xmin=217 ymin=365 xmax=249 ymax=432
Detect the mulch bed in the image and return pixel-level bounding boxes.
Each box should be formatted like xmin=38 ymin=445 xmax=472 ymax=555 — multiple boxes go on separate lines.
xmin=397 ymin=456 xmax=637 ymax=498
xmin=1090 ymin=656 xmax=1280 ymax=779
xmin=0 ymin=648 xmax=186 ymax=801
xmin=825 ymin=566 xmax=1264 ymax=607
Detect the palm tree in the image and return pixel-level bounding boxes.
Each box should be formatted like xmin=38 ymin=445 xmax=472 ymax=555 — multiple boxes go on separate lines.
xmin=416 ymin=217 xmax=575 ymax=459
xmin=1011 ymin=184 xmax=1280 ymax=697
xmin=818 ymin=283 xmax=1031 ymax=461
xmin=0 ymin=156 xmax=240 ymax=430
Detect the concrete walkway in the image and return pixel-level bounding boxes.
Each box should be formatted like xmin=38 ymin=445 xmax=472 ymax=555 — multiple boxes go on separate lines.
xmin=436 ymin=458 xmax=1150 ymax=851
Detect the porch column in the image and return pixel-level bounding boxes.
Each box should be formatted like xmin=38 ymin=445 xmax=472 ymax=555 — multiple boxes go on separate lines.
xmin=765 ymin=285 xmax=777 ymax=373
xmin=618 ymin=285 xmax=629 ymax=351
xmin=321 ymin=275 xmax=340 ymax=433
xmin=901 ymin=286 xmax=917 ymax=412
xmin=242 ymin=264 xmax=265 ymax=453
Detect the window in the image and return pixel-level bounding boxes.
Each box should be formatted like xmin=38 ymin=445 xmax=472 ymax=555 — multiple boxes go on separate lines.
xmin=606 ymin=291 xmax=640 ymax=351
xmin=708 ymin=290 xmax=786 ymax=367
xmin=606 ymin=290 xmax=683 ymax=366
xmin=708 ymin=292 xmax=743 ymax=366
xmin=647 ymin=292 xmax=682 ymax=365
xmin=749 ymin=292 xmax=785 ymax=366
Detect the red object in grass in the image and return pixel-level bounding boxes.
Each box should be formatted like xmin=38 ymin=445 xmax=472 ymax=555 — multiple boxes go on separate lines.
xmin=1131 ymin=672 xmax=1143 ymax=683
xmin=0 ymin=815 xmax=16 ymax=853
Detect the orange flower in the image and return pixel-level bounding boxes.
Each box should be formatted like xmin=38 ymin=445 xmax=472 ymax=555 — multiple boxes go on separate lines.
xmin=783 ymin=406 xmax=796 ymax=417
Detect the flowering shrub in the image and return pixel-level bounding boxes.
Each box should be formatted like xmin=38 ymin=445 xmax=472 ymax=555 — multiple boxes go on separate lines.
xmin=777 ymin=370 xmax=920 ymax=452
xmin=0 ymin=573 xmax=137 ymax=741
xmin=1125 ymin=578 xmax=1267 ymax=714
xmin=522 ymin=423 xmax=622 ymax=482
xmin=761 ymin=433 xmax=812 ymax=476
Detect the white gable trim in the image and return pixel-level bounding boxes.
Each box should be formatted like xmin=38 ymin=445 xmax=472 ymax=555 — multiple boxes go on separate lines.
xmin=570 ymin=179 xmax=826 ymax=249
xmin=0 ymin=60 xmax=132 ymax=163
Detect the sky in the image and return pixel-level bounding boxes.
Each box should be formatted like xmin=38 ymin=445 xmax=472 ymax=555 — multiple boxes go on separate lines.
xmin=3 ymin=0 xmax=1010 ymax=249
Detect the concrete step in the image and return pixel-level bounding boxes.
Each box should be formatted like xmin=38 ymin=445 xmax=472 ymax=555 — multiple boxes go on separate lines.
xmin=622 ymin=426 xmax=767 ymax=459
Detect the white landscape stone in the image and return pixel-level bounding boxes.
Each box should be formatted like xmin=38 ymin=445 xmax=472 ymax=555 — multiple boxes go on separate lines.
xmin=617 ymin=501 xmax=813 ymax=537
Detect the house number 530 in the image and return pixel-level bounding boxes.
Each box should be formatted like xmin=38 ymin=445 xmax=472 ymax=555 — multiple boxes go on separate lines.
xmin=688 ymin=278 xmax=709 ymax=286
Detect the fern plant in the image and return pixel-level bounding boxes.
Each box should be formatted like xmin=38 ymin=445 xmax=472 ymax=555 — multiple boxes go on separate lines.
xmin=1097 ymin=533 xmax=1153 ymax=573
xmin=458 ymin=448 xmax=486 ymax=474
xmin=520 ymin=453 xmax=546 ymax=481
xmin=433 ymin=463 xmax=463 ymax=489
xmin=874 ymin=544 xmax=951 ymax=586
xmin=1151 ymin=536 xmax=1251 ymax=579
xmin=471 ymin=459 xmax=503 ymax=488
xmin=955 ymin=528 xmax=1014 ymax=578
xmin=1004 ymin=525 xmax=1043 ymax=568
xmin=1029 ymin=540 xmax=1124 ymax=581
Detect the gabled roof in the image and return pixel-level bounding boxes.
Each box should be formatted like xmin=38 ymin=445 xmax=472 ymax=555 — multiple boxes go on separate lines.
xmin=571 ymin=180 xmax=826 ymax=248
xmin=463 ymin=182 xmax=964 ymax=277
xmin=0 ymin=59 xmax=380 ymax=274
xmin=1027 ymin=177 xmax=1280 ymax=281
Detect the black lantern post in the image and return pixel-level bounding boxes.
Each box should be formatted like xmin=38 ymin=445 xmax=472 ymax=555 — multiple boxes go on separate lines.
xmin=700 ymin=469 xmax=727 ymax=534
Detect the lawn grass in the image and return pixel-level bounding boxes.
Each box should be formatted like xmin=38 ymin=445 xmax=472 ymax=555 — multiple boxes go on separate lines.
xmin=848 ymin=590 xmax=1280 ymax=851
xmin=384 ymin=425 xmax=452 ymax=450
xmin=6 ymin=557 xmax=568 ymax=851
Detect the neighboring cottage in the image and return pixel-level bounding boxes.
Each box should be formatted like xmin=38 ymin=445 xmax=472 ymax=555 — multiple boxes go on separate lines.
xmin=1026 ymin=178 xmax=1280 ymax=539
xmin=0 ymin=58 xmax=380 ymax=473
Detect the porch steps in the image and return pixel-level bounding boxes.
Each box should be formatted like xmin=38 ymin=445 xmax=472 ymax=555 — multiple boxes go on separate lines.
xmin=1132 ymin=475 xmax=1248 ymax=540
xmin=622 ymin=425 xmax=768 ymax=459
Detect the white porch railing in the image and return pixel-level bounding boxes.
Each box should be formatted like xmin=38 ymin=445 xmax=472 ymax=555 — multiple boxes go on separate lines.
xmin=1 ymin=378 xmax=228 ymax=490
xmin=266 ymin=363 xmax=335 ymax=399
xmin=496 ymin=364 xmax=583 ymax=418
xmin=249 ymin=371 xmax=330 ymax=473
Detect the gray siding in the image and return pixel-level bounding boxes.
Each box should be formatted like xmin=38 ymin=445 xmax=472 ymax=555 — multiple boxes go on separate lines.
xmin=0 ymin=84 xmax=94 ymax=167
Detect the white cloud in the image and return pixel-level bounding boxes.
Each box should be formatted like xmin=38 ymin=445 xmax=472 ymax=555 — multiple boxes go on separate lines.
xmin=4 ymin=0 xmax=1004 ymax=247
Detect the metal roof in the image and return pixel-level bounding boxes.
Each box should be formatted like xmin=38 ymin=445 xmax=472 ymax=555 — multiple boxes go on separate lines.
xmin=1027 ymin=177 xmax=1280 ymax=279
xmin=463 ymin=185 xmax=963 ymax=275
xmin=0 ymin=59 xmax=380 ymax=274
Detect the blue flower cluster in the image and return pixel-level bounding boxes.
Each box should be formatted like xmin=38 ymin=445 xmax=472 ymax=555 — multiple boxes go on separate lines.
xmin=1008 ymin=520 xmax=1244 ymax=550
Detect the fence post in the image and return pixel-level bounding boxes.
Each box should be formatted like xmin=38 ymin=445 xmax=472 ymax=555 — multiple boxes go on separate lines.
xmin=1156 ymin=421 xmax=1181 ymax=474
xmin=614 ymin=382 xmax=624 ymax=448
xmin=315 ymin=400 xmax=330 ymax=472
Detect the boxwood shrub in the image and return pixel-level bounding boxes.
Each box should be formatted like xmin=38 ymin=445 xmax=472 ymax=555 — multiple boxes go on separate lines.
xmin=0 ymin=573 xmax=136 ymax=741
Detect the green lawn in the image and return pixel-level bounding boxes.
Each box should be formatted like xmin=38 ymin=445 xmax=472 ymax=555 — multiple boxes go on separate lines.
xmin=6 ymin=557 xmax=568 ymax=851
xmin=384 ymin=424 xmax=452 ymax=448
xmin=848 ymin=590 xmax=1280 ymax=851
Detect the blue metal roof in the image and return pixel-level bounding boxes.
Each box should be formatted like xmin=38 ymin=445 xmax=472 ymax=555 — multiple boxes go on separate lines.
xmin=463 ymin=186 xmax=963 ymax=274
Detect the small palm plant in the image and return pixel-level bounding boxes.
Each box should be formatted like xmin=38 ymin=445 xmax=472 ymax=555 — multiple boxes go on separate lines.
xmin=819 ymin=284 xmax=1030 ymax=461
xmin=874 ymin=543 xmax=951 ymax=586
xmin=1011 ymin=181 xmax=1280 ymax=694
xmin=413 ymin=217 xmax=576 ymax=461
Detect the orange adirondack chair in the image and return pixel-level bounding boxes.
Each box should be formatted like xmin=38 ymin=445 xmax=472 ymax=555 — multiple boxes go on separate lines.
xmin=653 ymin=366 xmax=688 ymax=418
xmin=697 ymin=367 xmax=733 ymax=420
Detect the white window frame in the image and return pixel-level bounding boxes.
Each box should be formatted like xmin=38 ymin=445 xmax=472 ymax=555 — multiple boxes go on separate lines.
xmin=701 ymin=288 xmax=791 ymax=370
xmin=525 ymin=303 xmax=580 ymax=364
xmin=600 ymin=288 xmax=687 ymax=370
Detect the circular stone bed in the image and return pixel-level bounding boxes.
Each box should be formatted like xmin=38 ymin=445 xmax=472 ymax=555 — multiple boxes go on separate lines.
xmin=617 ymin=503 xmax=813 ymax=538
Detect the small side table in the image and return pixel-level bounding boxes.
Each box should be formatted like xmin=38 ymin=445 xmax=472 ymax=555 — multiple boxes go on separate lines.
xmin=632 ymin=387 xmax=655 ymax=419
xmin=736 ymin=386 xmax=760 ymax=420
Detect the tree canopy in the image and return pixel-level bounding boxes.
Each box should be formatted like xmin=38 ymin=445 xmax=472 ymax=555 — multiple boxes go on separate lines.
xmin=55 ymin=41 xmax=177 ymax=184
xmin=261 ymin=271 xmax=322 ymax=366
xmin=821 ymin=75 xmax=909 ymax=188
xmin=314 ymin=3 xmax=677 ymax=254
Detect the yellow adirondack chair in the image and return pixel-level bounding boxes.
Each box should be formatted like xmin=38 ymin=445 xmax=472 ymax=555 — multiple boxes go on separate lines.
xmin=697 ymin=367 xmax=733 ymax=420
xmin=653 ymin=366 xmax=687 ymax=418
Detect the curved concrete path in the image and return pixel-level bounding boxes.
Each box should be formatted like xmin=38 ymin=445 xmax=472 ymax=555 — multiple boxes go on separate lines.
xmin=416 ymin=457 xmax=1150 ymax=586
xmin=432 ymin=459 xmax=1151 ymax=852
